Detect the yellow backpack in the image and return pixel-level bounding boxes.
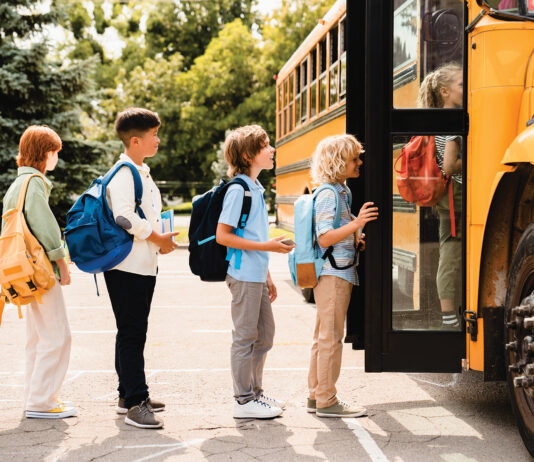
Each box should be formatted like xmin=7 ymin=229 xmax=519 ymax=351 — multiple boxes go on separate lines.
xmin=0 ymin=174 xmax=56 ymax=324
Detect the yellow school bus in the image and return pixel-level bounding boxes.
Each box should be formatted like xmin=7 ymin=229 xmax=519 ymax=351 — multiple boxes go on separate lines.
xmin=275 ymin=0 xmax=534 ymax=453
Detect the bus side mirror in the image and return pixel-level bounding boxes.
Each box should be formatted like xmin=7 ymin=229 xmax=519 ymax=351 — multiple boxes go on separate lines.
xmin=422 ymin=9 xmax=461 ymax=44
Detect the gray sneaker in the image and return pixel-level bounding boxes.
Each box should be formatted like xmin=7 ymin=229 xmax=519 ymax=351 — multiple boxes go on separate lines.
xmin=316 ymin=400 xmax=367 ymax=418
xmin=125 ymin=400 xmax=163 ymax=429
xmin=306 ymin=398 xmax=316 ymax=413
xmin=117 ymin=397 xmax=165 ymax=414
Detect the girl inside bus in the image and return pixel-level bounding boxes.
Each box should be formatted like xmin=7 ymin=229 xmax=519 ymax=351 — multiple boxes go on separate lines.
xmin=418 ymin=62 xmax=463 ymax=330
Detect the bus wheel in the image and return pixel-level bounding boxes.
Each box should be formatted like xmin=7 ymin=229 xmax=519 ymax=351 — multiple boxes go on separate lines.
xmin=505 ymin=222 xmax=534 ymax=455
xmin=301 ymin=288 xmax=315 ymax=303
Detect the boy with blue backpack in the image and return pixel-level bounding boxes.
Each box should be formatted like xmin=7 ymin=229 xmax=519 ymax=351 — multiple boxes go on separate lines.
xmin=104 ymin=108 xmax=178 ymax=429
xmin=216 ymin=125 xmax=294 ymax=419
xmin=305 ymin=134 xmax=378 ymax=418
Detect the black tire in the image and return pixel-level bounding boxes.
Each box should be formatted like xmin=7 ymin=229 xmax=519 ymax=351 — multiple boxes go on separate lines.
xmin=505 ymin=221 xmax=534 ymax=455
xmin=301 ymin=288 xmax=315 ymax=303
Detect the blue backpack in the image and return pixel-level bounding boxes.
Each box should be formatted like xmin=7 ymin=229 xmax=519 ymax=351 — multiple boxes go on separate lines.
xmin=288 ymin=184 xmax=356 ymax=288
xmin=64 ymin=162 xmax=145 ymax=274
xmin=188 ymin=178 xmax=251 ymax=281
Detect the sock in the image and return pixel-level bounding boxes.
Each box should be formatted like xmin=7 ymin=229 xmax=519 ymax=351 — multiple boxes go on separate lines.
xmin=442 ymin=313 xmax=460 ymax=327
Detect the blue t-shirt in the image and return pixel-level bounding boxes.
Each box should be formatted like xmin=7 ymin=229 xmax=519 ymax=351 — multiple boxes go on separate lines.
xmin=218 ymin=174 xmax=269 ymax=283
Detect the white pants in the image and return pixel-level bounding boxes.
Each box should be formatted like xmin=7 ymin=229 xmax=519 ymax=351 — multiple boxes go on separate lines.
xmin=24 ymin=282 xmax=71 ymax=411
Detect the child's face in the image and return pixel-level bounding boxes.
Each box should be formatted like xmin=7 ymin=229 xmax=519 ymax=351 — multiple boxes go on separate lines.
xmin=440 ymin=71 xmax=463 ymax=108
xmin=132 ymin=127 xmax=160 ymax=158
xmin=340 ymin=152 xmax=363 ymax=181
xmin=249 ymin=138 xmax=275 ymax=171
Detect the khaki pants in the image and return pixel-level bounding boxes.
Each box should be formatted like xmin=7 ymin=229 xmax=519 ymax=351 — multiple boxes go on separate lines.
xmin=24 ymin=282 xmax=71 ymax=411
xmin=308 ymin=275 xmax=352 ymax=409
xmin=226 ymin=275 xmax=275 ymax=404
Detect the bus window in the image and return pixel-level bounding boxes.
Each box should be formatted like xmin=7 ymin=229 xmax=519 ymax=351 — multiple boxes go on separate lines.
xmin=289 ymin=72 xmax=294 ymax=132
xmin=339 ymin=17 xmax=346 ymax=99
xmin=392 ymin=134 xmax=463 ymax=331
xmin=276 ymin=85 xmax=283 ymax=138
xmin=283 ymin=78 xmax=288 ymax=135
xmin=295 ymin=66 xmax=301 ymax=128
xmin=301 ymin=58 xmax=308 ymax=122
xmin=329 ymin=25 xmax=339 ymax=106
xmin=393 ymin=0 xmax=463 ymax=108
xmin=319 ymin=37 xmax=327 ymax=113
xmin=310 ymin=47 xmax=317 ymax=118
xmin=486 ymin=0 xmax=519 ymax=12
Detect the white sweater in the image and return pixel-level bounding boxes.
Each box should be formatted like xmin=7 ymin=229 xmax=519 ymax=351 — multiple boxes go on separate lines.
xmin=105 ymin=154 xmax=162 ymax=276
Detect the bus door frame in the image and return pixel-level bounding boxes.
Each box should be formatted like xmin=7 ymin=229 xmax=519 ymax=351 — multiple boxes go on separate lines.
xmin=347 ymin=0 xmax=469 ymax=372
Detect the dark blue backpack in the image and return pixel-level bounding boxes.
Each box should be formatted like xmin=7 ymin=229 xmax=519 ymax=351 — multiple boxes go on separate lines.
xmin=64 ymin=162 xmax=146 ymax=273
xmin=188 ymin=178 xmax=251 ymax=281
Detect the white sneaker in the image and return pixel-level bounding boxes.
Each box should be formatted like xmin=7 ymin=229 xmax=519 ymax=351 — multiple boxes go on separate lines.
xmin=233 ymin=399 xmax=283 ymax=419
xmin=257 ymin=394 xmax=286 ymax=409
xmin=26 ymin=405 xmax=77 ymax=419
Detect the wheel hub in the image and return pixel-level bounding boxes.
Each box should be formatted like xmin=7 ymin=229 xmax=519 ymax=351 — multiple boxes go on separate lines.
xmin=508 ymin=293 xmax=534 ymax=396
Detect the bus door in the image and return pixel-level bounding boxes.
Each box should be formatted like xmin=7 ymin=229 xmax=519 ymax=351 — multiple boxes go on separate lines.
xmin=348 ymin=0 xmax=468 ymax=372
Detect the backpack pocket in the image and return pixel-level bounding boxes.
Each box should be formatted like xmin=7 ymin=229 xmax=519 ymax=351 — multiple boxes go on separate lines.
xmin=64 ymin=217 xmax=104 ymax=262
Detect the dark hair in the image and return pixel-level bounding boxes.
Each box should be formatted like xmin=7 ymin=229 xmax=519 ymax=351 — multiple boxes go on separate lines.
xmin=224 ymin=125 xmax=268 ymax=177
xmin=17 ymin=125 xmax=62 ymax=173
xmin=115 ymin=108 xmax=161 ymax=147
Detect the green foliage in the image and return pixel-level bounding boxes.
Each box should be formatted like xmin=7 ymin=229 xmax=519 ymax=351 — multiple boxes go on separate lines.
xmin=0 ymin=0 xmax=112 ymax=225
xmin=146 ymin=0 xmax=258 ymax=69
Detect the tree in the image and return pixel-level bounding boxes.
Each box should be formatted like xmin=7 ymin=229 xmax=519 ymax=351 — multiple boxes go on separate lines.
xmin=146 ymin=0 xmax=258 ymax=70
xmin=0 ymin=0 xmax=113 ymax=225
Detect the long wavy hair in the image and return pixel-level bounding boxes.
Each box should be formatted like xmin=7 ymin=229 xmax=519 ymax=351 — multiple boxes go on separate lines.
xmin=417 ymin=62 xmax=462 ymax=108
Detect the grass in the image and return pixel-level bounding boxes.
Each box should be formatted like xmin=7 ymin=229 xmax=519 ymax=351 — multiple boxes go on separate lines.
xmin=174 ymin=225 xmax=293 ymax=245
xmin=163 ymin=202 xmax=193 ymax=214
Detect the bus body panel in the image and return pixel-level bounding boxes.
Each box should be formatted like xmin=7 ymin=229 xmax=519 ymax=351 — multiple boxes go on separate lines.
xmin=468 ymin=18 xmax=534 ymax=372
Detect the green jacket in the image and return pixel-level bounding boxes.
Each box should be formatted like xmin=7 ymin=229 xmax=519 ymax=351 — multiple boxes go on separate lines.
xmin=1 ymin=167 xmax=66 ymax=262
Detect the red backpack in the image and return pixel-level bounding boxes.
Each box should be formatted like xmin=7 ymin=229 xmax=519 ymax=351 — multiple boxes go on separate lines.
xmin=394 ymin=136 xmax=456 ymax=236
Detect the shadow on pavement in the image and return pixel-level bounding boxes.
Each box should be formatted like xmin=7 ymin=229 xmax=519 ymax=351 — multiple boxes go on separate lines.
xmin=199 ymin=418 xmax=323 ymax=461
xmin=0 ymin=416 xmax=69 ymax=461
xmin=58 ymin=415 xmax=192 ymax=461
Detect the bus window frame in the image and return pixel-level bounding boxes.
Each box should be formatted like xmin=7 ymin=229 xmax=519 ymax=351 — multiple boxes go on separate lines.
xmin=289 ymin=71 xmax=295 ymax=133
xmin=329 ymin=23 xmax=340 ymax=107
xmin=301 ymin=57 xmax=309 ymax=124
xmin=339 ymin=15 xmax=347 ymax=100
xmin=318 ymin=36 xmax=328 ymax=114
xmin=310 ymin=45 xmax=318 ymax=119
xmin=349 ymin=0 xmax=468 ymax=373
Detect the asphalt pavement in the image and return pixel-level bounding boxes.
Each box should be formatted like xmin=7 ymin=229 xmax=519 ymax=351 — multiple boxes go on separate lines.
xmin=0 ymin=249 xmax=531 ymax=461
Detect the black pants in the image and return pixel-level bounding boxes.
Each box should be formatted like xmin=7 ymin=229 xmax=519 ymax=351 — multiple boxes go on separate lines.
xmin=104 ymin=270 xmax=156 ymax=409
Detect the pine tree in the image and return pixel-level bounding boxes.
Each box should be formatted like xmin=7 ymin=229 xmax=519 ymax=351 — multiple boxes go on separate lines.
xmin=0 ymin=0 xmax=113 ymax=225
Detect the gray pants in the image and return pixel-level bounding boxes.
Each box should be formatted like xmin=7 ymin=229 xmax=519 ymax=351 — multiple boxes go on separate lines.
xmin=226 ymin=275 xmax=275 ymax=404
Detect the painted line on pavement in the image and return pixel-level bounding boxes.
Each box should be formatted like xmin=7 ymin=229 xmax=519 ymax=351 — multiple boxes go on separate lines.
xmin=192 ymin=329 xmax=231 ymax=333
xmin=71 ymin=330 xmax=116 ymax=334
xmin=343 ymin=418 xmax=389 ymax=462
xmin=116 ymin=439 xmax=206 ymax=462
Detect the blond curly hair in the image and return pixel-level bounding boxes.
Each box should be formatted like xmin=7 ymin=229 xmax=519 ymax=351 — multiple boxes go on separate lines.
xmin=311 ymin=134 xmax=363 ymax=184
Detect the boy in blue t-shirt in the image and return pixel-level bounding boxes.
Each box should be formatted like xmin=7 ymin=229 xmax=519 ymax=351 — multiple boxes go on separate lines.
xmin=216 ymin=125 xmax=294 ymax=419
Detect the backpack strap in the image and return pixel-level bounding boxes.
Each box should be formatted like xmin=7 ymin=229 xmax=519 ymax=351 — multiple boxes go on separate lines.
xmin=101 ymin=162 xmax=146 ymax=219
xmin=16 ymin=174 xmax=48 ymax=212
xmin=224 ymin=178 xmax=252 ymax=270
xmin=313 ymin=183 xmax=357 ymax=271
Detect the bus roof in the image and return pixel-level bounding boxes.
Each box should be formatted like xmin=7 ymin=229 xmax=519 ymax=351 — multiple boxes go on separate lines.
xmin=277 ymin=0 xmax=346 ymax=82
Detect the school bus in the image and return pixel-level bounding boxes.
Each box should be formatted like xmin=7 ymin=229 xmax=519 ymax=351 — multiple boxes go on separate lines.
xmin=275 ymin=0 xmax=534 ymax=453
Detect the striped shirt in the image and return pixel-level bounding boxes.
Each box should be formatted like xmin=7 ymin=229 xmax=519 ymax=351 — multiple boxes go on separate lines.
xmin=314 ymin=182 xmax=359 ymax=285
xmin=435 ymin=135 xmax=462 ymax=184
